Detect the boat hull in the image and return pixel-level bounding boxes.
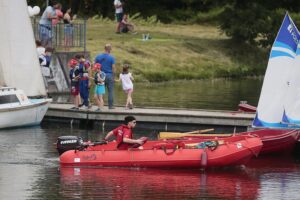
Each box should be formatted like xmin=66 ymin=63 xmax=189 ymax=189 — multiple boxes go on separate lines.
xmin=244 ymin=129 xmax=300 ymax=155
xmin=0 ymin=99 xmax=50 ymax=129
xmin=160 ymin=129 xmax=300 ymax=155
xmin=238 ymin=103 xmax=256 ymax=112
xmin=60 ymin=136 xmax=262 ymax=168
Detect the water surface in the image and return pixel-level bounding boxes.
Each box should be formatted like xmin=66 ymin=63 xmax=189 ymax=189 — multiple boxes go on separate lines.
xmin=0 ymin=125 xmax=299 ymax=200
xmin=53 ymin=79 xmax=263 ymax=110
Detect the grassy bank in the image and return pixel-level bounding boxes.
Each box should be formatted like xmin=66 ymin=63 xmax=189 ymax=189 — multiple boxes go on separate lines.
xmin=85 ymin=19 xmax=269 ymax=82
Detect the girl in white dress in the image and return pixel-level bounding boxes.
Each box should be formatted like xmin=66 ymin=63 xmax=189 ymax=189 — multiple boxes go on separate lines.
xmin=118 ymin=64 xmax=134 ymax=109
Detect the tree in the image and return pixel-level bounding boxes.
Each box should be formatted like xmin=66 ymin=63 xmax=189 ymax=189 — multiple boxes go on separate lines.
xmin=218 ymin=0 xmax=300 ymax=47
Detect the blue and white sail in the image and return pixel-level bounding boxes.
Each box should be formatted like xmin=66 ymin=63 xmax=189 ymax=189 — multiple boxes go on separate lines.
xmin=281 ymin=40 xmax=300 ymax=125
xmin=253 ymin=13 xmax=300 ymax=127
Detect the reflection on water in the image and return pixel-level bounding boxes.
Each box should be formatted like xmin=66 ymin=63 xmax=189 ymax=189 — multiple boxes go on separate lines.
xmin=59 ymin=167 xmax=258 ymax=200
xmin=52 ymin=79 xmax=263 ymax=110
xmin=0 ymin=124 xmax=300 ymax=199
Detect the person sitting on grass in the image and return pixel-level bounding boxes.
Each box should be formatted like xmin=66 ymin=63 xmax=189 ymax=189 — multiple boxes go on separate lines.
xmin=104 ymin=116 xmax=147 ymax=150
xmin=120 ymin=14 xmax=137 ymax=34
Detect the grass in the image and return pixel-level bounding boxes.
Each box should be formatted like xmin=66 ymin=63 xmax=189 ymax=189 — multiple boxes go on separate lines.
xmin=83 ymin=18 xmax=269 ymax=82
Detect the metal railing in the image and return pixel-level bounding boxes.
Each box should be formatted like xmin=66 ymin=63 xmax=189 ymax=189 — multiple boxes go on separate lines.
xmin=32 ymin=19 xmax=86 ymax=51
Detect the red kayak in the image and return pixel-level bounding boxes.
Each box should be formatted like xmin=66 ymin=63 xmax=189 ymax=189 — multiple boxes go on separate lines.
xmin=57 ymin=135 xmax=262 ymax=168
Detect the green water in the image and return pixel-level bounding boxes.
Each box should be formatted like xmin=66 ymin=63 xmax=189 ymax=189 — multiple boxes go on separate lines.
xmin=114 ymin=79 xmax=263 ymax=110
xmin=53 ymin=79 xmax=263 ymax=110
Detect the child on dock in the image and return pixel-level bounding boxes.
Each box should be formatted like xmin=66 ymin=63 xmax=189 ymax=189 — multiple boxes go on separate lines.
xmin=68 ymin=59 xmax=80 ymax=110
xmin=93 ymin=63 xmax=106 ymax=111
xmin=75 ymin=54 xmax=92 ymax=109
xmin=117 ymin=64 xmax=134 ymax=109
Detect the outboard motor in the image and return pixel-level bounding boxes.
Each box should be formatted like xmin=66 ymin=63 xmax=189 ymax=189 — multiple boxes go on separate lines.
xmin=56 ymin=136 xmax=84 ymax=155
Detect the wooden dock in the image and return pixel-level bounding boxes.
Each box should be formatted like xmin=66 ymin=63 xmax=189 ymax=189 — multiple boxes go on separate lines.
xmin=45 ymin=103 xmax=255 ymax=128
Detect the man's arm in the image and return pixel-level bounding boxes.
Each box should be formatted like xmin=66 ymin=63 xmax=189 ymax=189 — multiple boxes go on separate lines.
xmin=123 ymin=137 xmax=144 ymax=145
xmin=104 ymin=131 xmax=114 ymax=141
xmin=47 ymin=8 xmax=57 ymax=20
xmin=112 ymin=63 xmax=116 ymax=74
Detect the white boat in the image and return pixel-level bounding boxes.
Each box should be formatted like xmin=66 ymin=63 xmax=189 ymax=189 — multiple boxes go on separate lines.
xmin=0 ymin=87 xmax=51 ymax=129
xmin=0 ymin=0 xmax=51 ymax=128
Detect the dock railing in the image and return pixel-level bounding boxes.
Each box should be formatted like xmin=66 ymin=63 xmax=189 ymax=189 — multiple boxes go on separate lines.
xmin=32 ymin=18 xmax=87 ymax=51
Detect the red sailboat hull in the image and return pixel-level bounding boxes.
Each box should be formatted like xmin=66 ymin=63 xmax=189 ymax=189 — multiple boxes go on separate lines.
xmin=238 ymin=103 xmax=256 ymax=112
xmin=243 ymin=129 xmax=300 ymax=155
xmin=60 ymin=135 xmax=262 ymax=168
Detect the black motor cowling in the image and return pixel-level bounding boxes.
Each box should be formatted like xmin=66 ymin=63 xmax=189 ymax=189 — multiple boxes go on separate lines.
xmin=56 ymin=136 xmax=84 ymax=155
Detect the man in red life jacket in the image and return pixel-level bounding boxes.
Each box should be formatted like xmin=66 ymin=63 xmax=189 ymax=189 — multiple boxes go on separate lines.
xmin=104 ymin=116 xmax=147 ymax=150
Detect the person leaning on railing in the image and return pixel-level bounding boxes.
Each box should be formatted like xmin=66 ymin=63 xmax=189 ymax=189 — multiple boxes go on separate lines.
xmin=39 ymin=0 xmax=60 ymax=47
xmin=63 ymin=7 xmax=77 ymax=49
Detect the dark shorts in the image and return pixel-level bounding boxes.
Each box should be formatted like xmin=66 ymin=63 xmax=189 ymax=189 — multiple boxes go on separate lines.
xmin=121 ymin=26 xmax=129 ymax=33
xmin=71 ymin=86 xmax=79 ymax=96
xmin=115 ymin=13 xmax=123 ymax=22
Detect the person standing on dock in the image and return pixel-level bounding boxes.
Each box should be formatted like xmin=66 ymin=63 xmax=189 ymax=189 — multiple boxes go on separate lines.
xmin=76 ymin=54 xmax=91 ymax=109
xmin=93 ymin=63 xmax=106 ymax=111
xmin=116 ymin=64 xmax=134 ymax=109
xmin=104 ymin=116 xmax=147 ymax=150
xmin=94 ymin=44 xmax=116 ymax=109
xmin=68 ymin=59 xmax=80 ymax=110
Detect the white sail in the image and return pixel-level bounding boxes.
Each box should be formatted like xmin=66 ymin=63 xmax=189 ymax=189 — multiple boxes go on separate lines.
xmin=0 ymin=0 xmax=46 ymax=96
xmin=253 ymin=13 xmax=300 ymax=127
xmin=281 ymin=42 xmax=300 ymax=124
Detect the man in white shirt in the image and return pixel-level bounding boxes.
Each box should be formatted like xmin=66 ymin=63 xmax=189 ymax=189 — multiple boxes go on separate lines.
xmin=114 ymin=0 xmax=124 ymax=33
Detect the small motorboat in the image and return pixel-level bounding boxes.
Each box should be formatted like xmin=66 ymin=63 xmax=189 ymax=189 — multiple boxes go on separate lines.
xmin=57 ymin=135 xmax=262 ymax=168
xmin=159 ymin=129 xmax=300 ymax=155
xmin=0 ymin=87 xmax=51 ymax=129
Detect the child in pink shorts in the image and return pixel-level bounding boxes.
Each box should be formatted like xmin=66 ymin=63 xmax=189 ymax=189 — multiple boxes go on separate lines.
xmin=68 ymin=59 xmax=80 ymax=110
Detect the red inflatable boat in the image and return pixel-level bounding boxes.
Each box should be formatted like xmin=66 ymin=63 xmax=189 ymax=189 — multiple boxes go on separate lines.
xmin=57 ymin=135 xmax=262 ymax=168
